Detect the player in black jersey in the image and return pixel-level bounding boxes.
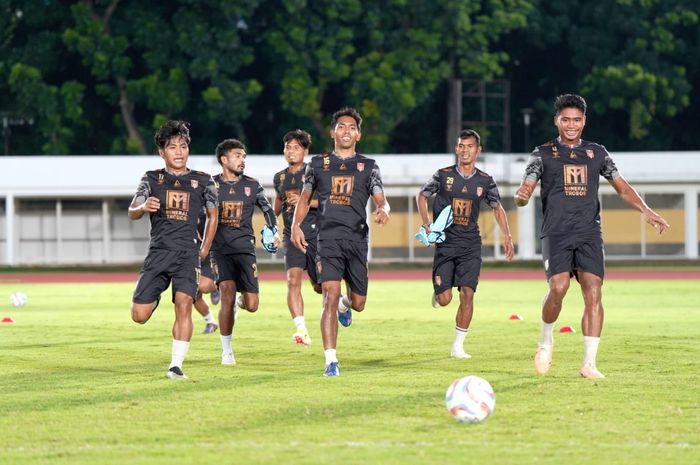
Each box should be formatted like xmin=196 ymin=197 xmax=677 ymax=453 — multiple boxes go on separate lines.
xmin=291 ymin=107 xmax=390 ymax=377
xmin=193 ymin=208 xmax=220 ymax=334
xmin=273 ymin=129 xmax=322 ymax=347
xmin=417 ymin=129 xmax=514 ymax=359
xmin=211 ymin=138 xmax=280 ymax=366
xmin=128 ymin=120 xmax=218 ymax=380
xmin=515 ymin=94 xmax=669 ymax=379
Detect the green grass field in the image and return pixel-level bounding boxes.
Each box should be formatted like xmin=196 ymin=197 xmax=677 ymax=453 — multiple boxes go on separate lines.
xmin=0 ymin=278 xmax=698 ymax=465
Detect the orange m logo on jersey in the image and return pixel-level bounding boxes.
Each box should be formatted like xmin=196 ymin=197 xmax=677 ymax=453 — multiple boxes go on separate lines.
xmin=452 ymin=198 xmax=473 ymax=226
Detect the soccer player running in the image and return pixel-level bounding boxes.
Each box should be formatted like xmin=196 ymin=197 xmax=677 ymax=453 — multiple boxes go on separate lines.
xmin=273 ymin=129 xmax=322 ymax=346
xmin=416 ymin=129 xmax=514 ymax=359
xmin=128 ymin=120 xmax=218 ymax=380
xmin=192 ymin=207 xmax=220 ymax=334
xmin=291 ymin=107 xmax=390 ymax=377
xmin=211 ymin=138 xmax=280 ymax=366
xmin=515 ymin=93 xmax=670 ymax=379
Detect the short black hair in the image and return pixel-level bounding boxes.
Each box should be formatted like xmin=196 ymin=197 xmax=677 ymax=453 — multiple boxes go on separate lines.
xmin=458 ymin=129 xmax=481 ymax=146
xmin=331 ymin=107 xmax=362 ymax=131
xmin=554 ymin=94 xmax=587 ymax=115
xmin=283 ymin=129 xmax=312 ymax=149
xmin=154 ymin=120 xmax=191 ymax=150
xmin=215 ymin=138 xmax=246 ymax=165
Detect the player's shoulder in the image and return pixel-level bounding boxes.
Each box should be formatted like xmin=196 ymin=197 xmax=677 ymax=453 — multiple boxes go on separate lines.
xmin=145 ymin=168 xmax=164 ymax=177
xmin=355 ymin=153 xmax=377 ymax=165
xmin=309 ymin=153 xmax=329 ymax=165
xmin=273 ymin=167 xmax=287 ymax=181
xmin=580 ymin=140 xmax=609 ymax=153
xmin=475 ymin=167 xmax=493 ymax=179
xmin=241 ymin=174 xmax=259 ymax=184
xmin=189 ymin=169 xmax=212 ymax=181
xmin=536 ymin=139 xmax=558 ymax=151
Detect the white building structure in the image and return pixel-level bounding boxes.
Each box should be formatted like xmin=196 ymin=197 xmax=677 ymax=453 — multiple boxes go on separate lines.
xmin=0 ymin=152 xmax=698 ymax=266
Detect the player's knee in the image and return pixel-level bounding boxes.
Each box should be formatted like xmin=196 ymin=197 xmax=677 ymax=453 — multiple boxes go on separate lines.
xmin=287 ymin=275 xmax=302 ymax=289
xmin=351 ymin=296 xmax=367 ymax=312
xmin=131 ymin=304 xmax=149 ymax=324
xmin=549 ymin=279 xmax=570 ymax=297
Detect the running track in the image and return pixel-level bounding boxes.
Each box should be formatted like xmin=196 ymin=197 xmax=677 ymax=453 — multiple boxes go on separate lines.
xmin=1 ymin=270 xmax=698 ymax=283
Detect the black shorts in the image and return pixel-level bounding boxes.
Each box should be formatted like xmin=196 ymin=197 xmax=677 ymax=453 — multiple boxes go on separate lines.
xmin=541 ymin=233 xmax=605 ymax=280
xmin=201 ymin=252 xmax=218 ymax=281
xmin=432 ymin=244 xmax=482 ymax=294
xmin=214 ymin=252 xmax=259 ymax=293
xmin=284 ymin=236 xmax=319 ymax=284
xmin=316 ymin=239 xmax=368 ymax=296
xmin=132 ymin=249 xmax=200 ymax=304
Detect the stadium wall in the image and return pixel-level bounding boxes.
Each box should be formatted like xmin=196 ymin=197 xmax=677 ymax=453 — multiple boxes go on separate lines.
xmin=0 ymin=152 xmax=698 ymax=266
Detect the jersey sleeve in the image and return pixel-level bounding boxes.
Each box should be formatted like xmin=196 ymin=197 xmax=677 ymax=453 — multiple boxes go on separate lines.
xmin=131 ymin=173 xmax=151 ymax=204
xmin=523 ymin=148 xmax=544 ymax=183
xmin=255 ymin=183 xmax=277 ymax=228
xmin=369 ymin=162 xmax=384 ymax=195
xmin=203 ymin=176 xmax=218 ymax=209
xmin=419 ymin=171 xmax=441 ymax=197
xmin=302 ymin=164 xmax=317 ymax=193
xmin=599 ymin=146 xmax=621 ymax=181
xmin=273 ymin=172 xmax=283 ymax=199
xmin=484 ymin=178 xmax=502 ymax=209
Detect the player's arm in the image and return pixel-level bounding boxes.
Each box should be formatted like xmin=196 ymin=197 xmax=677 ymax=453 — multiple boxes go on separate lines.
xmin=273 ymin=196 xmax=283 ymax=217
xmin=514 ymin=151 xmax=542 ymax=207
xmin=416 ymin=192 xmax=431 ymax=234
xmin=492 ymin=204 xmax=514 ymax=261
xmin=372 ymin=192 xmax=390 ymax=225
xmin=128 ymin=175 xmax=158 ymax=220
xmin=255 ymin=185 xmax=281 ymax=247
xmin=291 ymin=190 xmax=312 ymax=252
xmin=200 ymin=206 xmax=218 ymax=260
xmin=609 ymin=176 xmax=669 ymax=234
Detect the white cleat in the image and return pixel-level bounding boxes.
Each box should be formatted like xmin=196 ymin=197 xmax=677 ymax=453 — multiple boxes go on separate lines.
xmin=450 ymin=348 xmax=472 ymax=359
xmin=293 ymin=328 xmax=311 ymax=346
xmin=580 ymin=364 xmax=605 ymax=379
xmin=431 ymin=293 xmax=440 ymax=308
xmin=221 ymin=352 xmax=236 ymax=366
xmin=534 ymin=344 xmax=553 ymax=375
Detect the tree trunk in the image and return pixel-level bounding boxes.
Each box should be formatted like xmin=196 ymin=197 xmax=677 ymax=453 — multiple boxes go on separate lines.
xmin=116 ymin=76 xmax=148 ymax=154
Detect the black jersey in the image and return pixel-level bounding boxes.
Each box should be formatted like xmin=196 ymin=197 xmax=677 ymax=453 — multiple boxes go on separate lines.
xmin=524 ymin=138 xmax=620 ymax=237
xmin=302 ymin=152 xmax=384 ymax=242
xmin=419 ymin=166 xmax=501 ymax=246
xmin=273 ymin=163 xmax=318 ymax=240
xmin=131 ymin=169 xmax=217 ymax=251
xmin=211 ymin=173 xmax=276 ymax=254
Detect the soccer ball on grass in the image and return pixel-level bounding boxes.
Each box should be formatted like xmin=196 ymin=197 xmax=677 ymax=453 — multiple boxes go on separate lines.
xmin=445 ymin=375 xmax=495 ymax=423
xmin=10 ymin=292 xmax=28 ymax=308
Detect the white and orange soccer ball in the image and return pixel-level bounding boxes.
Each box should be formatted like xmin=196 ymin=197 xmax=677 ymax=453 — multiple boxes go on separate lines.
xmin=9 ymin=292 xmax=27 ymax=308
xmin=445 ymin=375 xmax=496 ymax=423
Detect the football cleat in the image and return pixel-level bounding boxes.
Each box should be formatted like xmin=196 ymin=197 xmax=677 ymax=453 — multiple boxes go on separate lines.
xmin=211 ymin=288 xmax=221 ymax=305
xmin=450 ymin=348 xmax=472 ymax=359
xmin=293 ymin=328 xmax=311 ymax=346
xmin=236 ymin=294 xmax=245 ymax=310
xmin=221 ymin=352 xmax=236 ymax=366
xmin=166 ymin=366 xmax=188 ymax=380
xmin=579 ymin=364 xmax=605 ymax=379
xmin=534 ymin=344 xmax=553 ymax=375
xmin=203 ymin=322 xmax=218 ymax=334
xmin=323 ymin=361 xmax=340 ymax=377
xmin=338 ymin=309 xmax=352 ymax=327
xmin=431 ymin=293 xmax=440 ymax=308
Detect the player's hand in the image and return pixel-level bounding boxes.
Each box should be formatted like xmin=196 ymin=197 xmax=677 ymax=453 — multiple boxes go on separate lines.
xmin=273 ymin=232 xmax=281 ymax=248
xmin=503 ymin=236 xmax=515 ymax=262
xmin=291 ymin=225 xmax=307 ymax=253
xmin=374 ymin=207 xmax=389 ymax=225
xmin=141 ymin=196 xmax=160 ymax=212
xmin=514 ymin=184 xmax=532 ymax=207
xmin=286 ymin=191 xmax=300 ymax=206
xmin=644 ymin=210 xmax=670 ymax=234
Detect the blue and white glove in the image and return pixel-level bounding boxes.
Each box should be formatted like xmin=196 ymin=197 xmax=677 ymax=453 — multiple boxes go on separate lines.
xmin=261 ymin=225 xmax=279 ymax=253
xmin=414 ymin=206 xmax=454 ymax=246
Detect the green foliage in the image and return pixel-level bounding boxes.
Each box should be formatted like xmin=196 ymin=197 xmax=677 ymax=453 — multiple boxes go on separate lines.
xmin=0 ymin=279 xmax=698 ymax=464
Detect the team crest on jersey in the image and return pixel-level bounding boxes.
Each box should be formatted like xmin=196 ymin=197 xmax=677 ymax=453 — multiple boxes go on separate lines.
xmin=586 ymin=149 xmax=594 ymax=159
xmin=564 ymin=164 xmax=587 ymax=196
xmin=476 ymin=187 xmax=483 ymax=196
xmin=357 ymin=162 xmax=364 ymax=172
xmin=191 ymin=179 xmax=198 ymax=189
xmin=452 ymin=198 xmax=473 ymax=226
xmin=330 ymin=176 xmax=354 ymax=206
xmin=244 ymin=187 xmax=251 ymax=197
